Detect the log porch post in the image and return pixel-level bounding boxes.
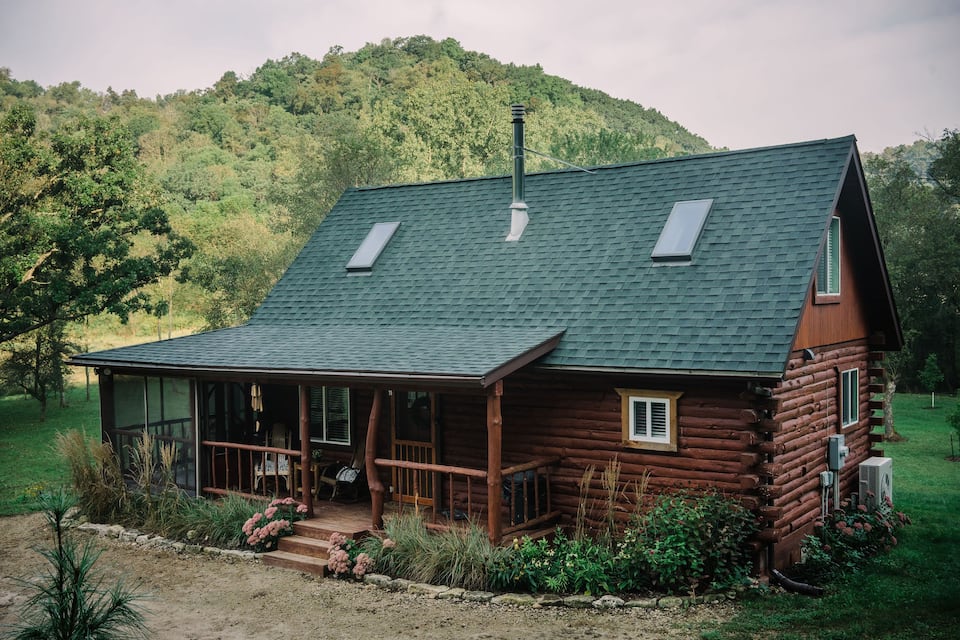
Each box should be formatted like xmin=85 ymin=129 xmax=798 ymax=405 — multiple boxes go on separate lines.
xmin=486 ymin=380 xmax=503 ymax=544
xmin=299 ymin=386 xmax=313 ymax=517
xmin=366 ymin=389 xmax=385 ymax=529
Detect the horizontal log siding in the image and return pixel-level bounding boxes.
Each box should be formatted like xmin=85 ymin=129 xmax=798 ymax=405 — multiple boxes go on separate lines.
xmin=438 ymin=371 xmax=763 ymax=531
xmin=768 ymin=339 xmax=877 ymax=566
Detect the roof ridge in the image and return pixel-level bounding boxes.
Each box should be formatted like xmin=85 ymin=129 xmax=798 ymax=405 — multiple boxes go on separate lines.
xmin=349 ymin=135 xmax=858 ymax=193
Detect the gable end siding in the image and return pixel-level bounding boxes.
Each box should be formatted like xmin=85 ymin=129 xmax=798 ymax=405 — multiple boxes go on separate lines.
xmin=794 ymin=210 xmax=872 ymax=350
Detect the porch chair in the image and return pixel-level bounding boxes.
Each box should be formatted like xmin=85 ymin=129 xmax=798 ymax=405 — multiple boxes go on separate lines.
xmin=318 ymin=431 xmax=367 ymax=501
xmin=253 ymin=422 xmax=292 ymax=494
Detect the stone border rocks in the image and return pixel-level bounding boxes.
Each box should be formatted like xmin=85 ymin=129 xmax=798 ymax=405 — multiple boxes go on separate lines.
xmin=75 ymin=522 xmax=261 ymax=562
xmin=359 ymin=574 xmax=745 ymax=611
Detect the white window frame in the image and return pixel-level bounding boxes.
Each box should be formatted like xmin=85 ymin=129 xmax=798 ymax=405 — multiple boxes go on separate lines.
xmin=617 ymin=389 xmax=682 ymax=452
xmin=817 ymin=215 xmax=841 ymax=296
xmin=840 ymin=368 xmax=859 ymax=428
xmin=307 ymin=386 xmax=351 ymax=445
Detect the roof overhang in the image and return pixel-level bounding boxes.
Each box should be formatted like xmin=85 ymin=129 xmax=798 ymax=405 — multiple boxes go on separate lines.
xmin=68 ymin=324 xmax=566 ymax=390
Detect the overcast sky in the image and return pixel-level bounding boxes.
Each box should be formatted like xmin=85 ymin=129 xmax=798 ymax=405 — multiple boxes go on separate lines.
xmin=1 ymin=0 xmax=957 ymax=153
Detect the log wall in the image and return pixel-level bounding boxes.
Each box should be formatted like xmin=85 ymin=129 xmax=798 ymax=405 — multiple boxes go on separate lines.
xmin=432 ymin=372 xmax=766 ymax=534
xmin=766 ymin=339 xmax=884 ymax=567
xmin=351 ymin=340 xmax=886 ymax=572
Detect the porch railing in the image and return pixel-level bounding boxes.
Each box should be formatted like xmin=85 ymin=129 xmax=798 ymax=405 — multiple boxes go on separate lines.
xmin=200 ymin=440 xmax=303 ymax=500
xmin=500 ymin=457 xmax=561 ymax=536
xmin=373 ymin=456 xmax=560 ymax=538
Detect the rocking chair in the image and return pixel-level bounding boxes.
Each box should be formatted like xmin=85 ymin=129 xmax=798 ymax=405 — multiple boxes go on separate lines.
xmin=318 ymin=432 xmax=366 ymax=501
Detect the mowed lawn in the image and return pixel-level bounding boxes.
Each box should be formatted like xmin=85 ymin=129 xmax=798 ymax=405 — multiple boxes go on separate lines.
xmin=716 ymin=393 xmax=960 ymax=640
xmin=1 ymin=388 xmax=958 ymax=638
xmin=0 ymin=384 xmax=102 ymax=515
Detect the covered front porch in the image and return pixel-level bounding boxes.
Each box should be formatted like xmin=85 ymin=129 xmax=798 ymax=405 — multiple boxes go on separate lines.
xmin=75 ymin=324 xmax=567 ymax=545
xmin=199 ymin=383 xmax=562 ymax=544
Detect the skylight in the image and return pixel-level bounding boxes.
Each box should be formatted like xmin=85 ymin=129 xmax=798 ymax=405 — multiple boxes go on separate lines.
xmin=651 ymin=199 xmax=714 ymax=261
xmin=346 ymin=222 xmax=401 ymax=274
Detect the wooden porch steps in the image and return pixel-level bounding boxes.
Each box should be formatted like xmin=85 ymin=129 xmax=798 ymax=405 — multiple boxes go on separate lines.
xmin=261 ymin=550 xmax=329 ymax=575
xmin=261 ymin=513 xmax=371 ymax=577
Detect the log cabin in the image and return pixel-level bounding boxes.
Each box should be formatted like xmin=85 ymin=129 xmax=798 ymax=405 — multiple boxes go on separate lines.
xmin=70 ymin=106 xmax=901 ymax=573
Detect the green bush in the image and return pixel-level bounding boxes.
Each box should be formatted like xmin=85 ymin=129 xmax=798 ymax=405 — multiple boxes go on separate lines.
xmin=168 ymin=493 xmax=268 ymax=548
xmin=617 ymin=490 xmax=757 ymax=594
xmin=490 ymin=529 xmax=617 ymax=595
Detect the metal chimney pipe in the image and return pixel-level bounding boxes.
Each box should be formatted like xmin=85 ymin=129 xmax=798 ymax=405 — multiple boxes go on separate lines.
xmin=506 ymin=104 xmax=528 ymax=241
xmin=512 ymin=104 xmax=526 ymax=206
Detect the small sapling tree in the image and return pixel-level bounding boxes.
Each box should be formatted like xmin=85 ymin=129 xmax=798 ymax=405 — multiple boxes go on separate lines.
xmin=919 ymin=353 xmax=944 ymax=408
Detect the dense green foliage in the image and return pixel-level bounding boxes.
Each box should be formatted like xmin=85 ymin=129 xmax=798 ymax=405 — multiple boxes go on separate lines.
xmin=864 ymin=130 xmax=960 ymax=390
xmin=1 ymin=37 xmax=710 ymax=338
xmin=488 ymin=491 xmax=756 ymax=595
xmin=0 ymin=103 xmax=191 ymax=343
xmin=792 ymin=497 xmax=910 ymax=584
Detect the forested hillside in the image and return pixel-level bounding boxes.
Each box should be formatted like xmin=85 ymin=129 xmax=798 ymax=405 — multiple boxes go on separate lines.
xmin=1 ymin=36 xmax=710 ymax=338
xmin=3 ymin=35 xmax=956 ymax=401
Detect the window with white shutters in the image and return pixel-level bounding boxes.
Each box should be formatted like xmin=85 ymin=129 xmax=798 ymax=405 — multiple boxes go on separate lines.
xmin=617 ymin=389 xmax=682 ymax=452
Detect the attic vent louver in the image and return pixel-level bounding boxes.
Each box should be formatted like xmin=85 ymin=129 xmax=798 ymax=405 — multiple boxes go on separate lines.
xmin=651 ymin=199 xmax=714 ymax=262
xmin=346 ymin=221 xmax=400 ymax=274
xmin=505 ymin=104 xmax=528 ymax=241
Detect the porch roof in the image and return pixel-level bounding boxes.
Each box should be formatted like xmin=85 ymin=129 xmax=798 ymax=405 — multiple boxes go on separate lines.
xmin=69 ymin=323 xmax=565 ymax=389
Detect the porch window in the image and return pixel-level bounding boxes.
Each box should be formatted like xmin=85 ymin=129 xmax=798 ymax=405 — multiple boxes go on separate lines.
xmin=841 ymin=368 xmax=859 ymax=428
xmin=617 ymin=389 xmax=682 ymax=452
xmin=817 ymin=216 xmax=841 ymax=296
xmin=106 ymin=374 xmax=196 ymax=493
xmin=308 ymin=387 xmax=351 ymax=445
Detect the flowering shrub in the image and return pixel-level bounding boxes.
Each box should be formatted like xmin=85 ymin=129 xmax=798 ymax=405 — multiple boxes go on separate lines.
xmin=327 ymin=531 xmax=374 ymax=578
xmin=795 ymin=495 xmax=911 ymax=583
xmin=241 ymin=497 xmax=308 ymax=552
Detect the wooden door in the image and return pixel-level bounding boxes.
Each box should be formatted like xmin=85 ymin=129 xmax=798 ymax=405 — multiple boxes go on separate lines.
xmin=391 ymin=391 xmax=437 ymax=507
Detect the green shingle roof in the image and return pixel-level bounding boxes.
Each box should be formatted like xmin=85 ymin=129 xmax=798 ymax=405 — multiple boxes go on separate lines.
xmin=75 ymin=136 xmax=862 ymax=383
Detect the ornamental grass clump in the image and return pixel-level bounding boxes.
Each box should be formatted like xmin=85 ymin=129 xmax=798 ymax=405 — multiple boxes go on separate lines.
xmin=241 ymin=497 xmax=308 ymax=552
xmin=359 ymin=513 xmax=504 ymax=590
xmin=55 ymin=429 xmax=128 ymax=525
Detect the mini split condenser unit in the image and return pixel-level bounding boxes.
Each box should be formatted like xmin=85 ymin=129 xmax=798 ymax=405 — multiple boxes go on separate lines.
xmin=859 ymin=457 xmax=893 ymax=511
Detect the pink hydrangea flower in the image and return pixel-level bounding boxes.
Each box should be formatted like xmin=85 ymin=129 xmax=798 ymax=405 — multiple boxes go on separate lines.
xmin=352 ymin=553 xmax=374 ymax=577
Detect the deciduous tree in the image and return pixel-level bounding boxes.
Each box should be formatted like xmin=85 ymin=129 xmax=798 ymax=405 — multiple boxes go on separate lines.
xmin=0 ymin=105 xmax=192 ymax=344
